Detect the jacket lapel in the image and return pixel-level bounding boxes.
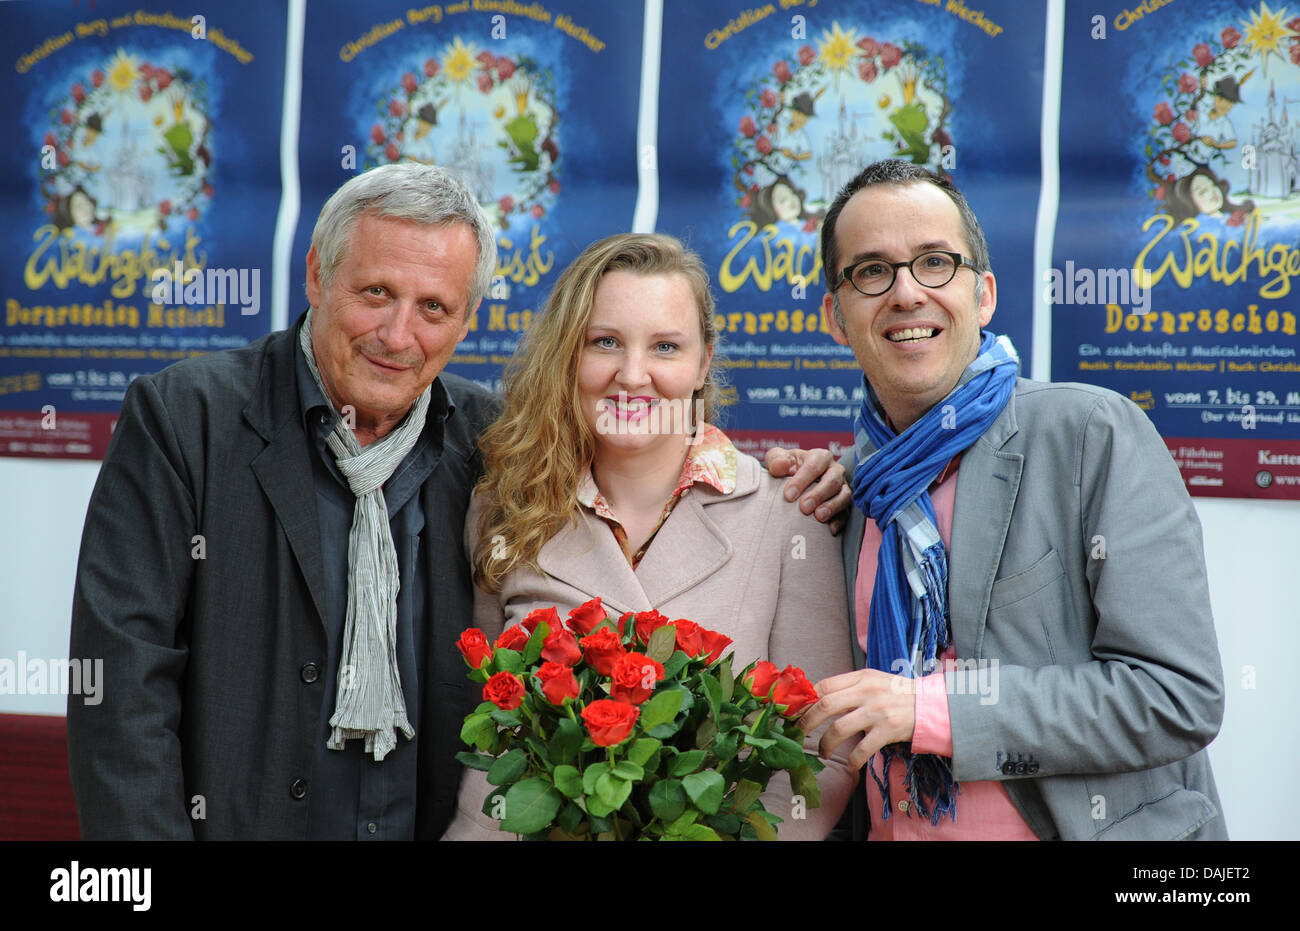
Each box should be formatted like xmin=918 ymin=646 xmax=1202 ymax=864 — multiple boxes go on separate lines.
xmin=948 ymin=385 xmax=1023 ymax=658
xmin=245 ymin=315 xmax=329 ymax=629
xmin=538 ymin=510 xmax=655 ymax=615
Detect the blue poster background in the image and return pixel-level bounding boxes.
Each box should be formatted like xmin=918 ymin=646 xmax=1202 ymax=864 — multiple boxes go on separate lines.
xmin=0 ymin=0 xmax=285 ymax=458
xmin=1054 ymin=0 xmax=1300 ymax=498
xmin=292 ymin=0 xmax=645 ymax=397
xmin=656 ymin=0 xmax=1044 ymax=455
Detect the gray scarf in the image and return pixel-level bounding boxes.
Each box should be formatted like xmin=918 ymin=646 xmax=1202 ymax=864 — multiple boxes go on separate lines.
xmin=299 ymin=309 xmax=430 ymax=761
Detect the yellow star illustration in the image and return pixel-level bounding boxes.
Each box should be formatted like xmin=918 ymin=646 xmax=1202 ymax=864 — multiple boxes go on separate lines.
xmin=1240 ymin=1 xmax=1298 ymax=75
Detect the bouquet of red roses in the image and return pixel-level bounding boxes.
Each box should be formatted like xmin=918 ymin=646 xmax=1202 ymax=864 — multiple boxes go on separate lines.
xmin=455 ymin=598 xmax=824 ymax=840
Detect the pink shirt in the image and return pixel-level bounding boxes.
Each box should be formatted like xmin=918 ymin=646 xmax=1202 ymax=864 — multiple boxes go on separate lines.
xmin=854 ymin=459 xmax=1038 ymax=840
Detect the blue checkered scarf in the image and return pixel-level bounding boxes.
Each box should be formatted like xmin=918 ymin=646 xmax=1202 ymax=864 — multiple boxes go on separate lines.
xmin=852 ymin=330 xmax=1019 ymax=824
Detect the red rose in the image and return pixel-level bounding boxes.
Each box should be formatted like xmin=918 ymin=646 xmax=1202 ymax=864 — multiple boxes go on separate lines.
xmin=745 ymin=660 xmax=779 ymax=700
xmin=1185 ymin=109 xmax=1198 ymax=123
xmin=755 ymin=135 xmax=773 ymax=155
xmin=522 ymin=606 xmax=559 ymax=635
xmin=385 ymin=143 xmax=400 ymax=161
xmin=798 ymin=45 xmax=815 ymax=66
xmin=1159 ymin=154 xmax=1170 ymax=165
xmin=389 ymin=99 xmax=405 ymax=117
xmin=483 ymin=671 xmax=526 ymax=710
xmin=581 ymin=699 xmax=639 ymax=747
xmin=477 ymin=73 xmax=494 ymax=93
xmin=859 ymin=60 xmax=878 ymax=83
xmin=71 ymin=83 xmax=85 ymax=104
xmin=773 ymin=60 xmax=792 ymax=83
xmin=477 ymin=49 xmax=496 ymax=66
xmin=535 ymin=661 xmax=580 ymax=705
xmin=541 ymin=628 xmax=582 ymax=666
xmin=186 ymin=207 xmax=199 ymax=221
xmin=402 ymin=72 xmax=418 ymax=94
xmin=760 ymin=88 xmax=777 ymax=108
xmin=609 ymin=652 xmax=665 ymax=705
xmin=548 ymin=179 xmax=562 ymax=194
xmin=456 ymin=628 xmax=493 ymax=669
xmin=1293 ymin=43 xmax=1300 ymax=66
xmin=739 ymin=114 xmax=757 ymax=138
xmin=43 ymin=132 xmax=57 ymax=148
xmin=60 ymin=109 xmax=74 ymax=125
xmin=697 ymin=628 xmax=733 ymax=665
xmin=57 ymin=149 xmax=70 ymax=166
xmin=498 ymin=195 xmax=515 ymax=213
xmin=581 ymin=627 xmax=626 ymax=676
xmin=140 ymin=63 xmax=155 ymax=78
xmin=159 ymin=199 xmax=172 ymax=215
xmin=770 ymin=665 xmax=818 ymax=716
xmin=1192 ymin=43 xmax=1213 ymax=67
xmin=1227 ymin=209 xmax=1245 ymax=227
xmin=1221 ymin=26 xmax=1241 ymax=49
xmin=1154 ymin=101 xmax=1174 ymax=125
xmin=671 ymin=619 xmax=702 ymax=658
xmin=140 ymin=85 xmax=153 ymax=102
xmin=530 ymin=204 xmax=545 ymax=218
xmin=739 ymin=193 xmax=751 ymax=208
xmin=880 ymin=43 xmax=903 ymax=68
xmin=495 ymin=624 xmax=530 ymax=652
xmin=370 ymin=124 xmax=385 ymax=144
xmin=566 ymin=597 xmax=607 ymax=637
xmin=857 ymin=36 xmax=879 ymax=56
xmin=1172 ymin=122 xmax=1191 ymax=144
xmin=155 ymin=70 xmax=172 ymax=90
xmin=203 ymin=183 xmax=215 ymax=197
xmin=496 ymin=57 xmax=516 ymax=80
xmin=91 ymin=69 xmax=104 ymax=88
xmin=1177 ymin=72 xmax=1197 ymax=94
xmin=633 ymin=609 xmax=671 ymax=647
xmin=424 ymin=57 xmax=439 ymax=77
xmin=1154 ymin=185 xmax=1166 ymax=200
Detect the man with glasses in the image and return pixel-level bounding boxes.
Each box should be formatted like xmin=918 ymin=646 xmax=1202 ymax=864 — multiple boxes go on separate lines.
xmin=798 ymin=159 xmax=1226 ymax=840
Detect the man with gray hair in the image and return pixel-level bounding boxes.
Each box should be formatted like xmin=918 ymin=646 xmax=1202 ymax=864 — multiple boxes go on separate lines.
xmin=68 ymin=163 xmax=503 ymax=839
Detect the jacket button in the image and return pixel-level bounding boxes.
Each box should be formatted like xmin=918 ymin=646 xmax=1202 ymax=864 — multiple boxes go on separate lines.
xmin=301 ymin=663 xmax=320 ymax=684
xmin=367 ymin=821 xmax=377 ymax=835
xmin=897 ymin=800 xmax=910 ymax=813
xmin=290 ymin=779 xmax=308 ymax=800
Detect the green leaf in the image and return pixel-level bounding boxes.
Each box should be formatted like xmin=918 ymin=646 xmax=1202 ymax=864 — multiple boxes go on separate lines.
xmin=648 ymin=779 xmax=688 ymax=821
xmin=474 ymin=701 xmax=497 ymax=714
xmin=627 ymin=737 xmax=661 ymax=768
xmin=524 ymin=737 xmax=551 ymax=767
xmin=486 ymin=748 xmax=529 ymax=786
xmin=498 ymin=777 xmax=562 ymax=834
xmin=639 ymin=687 xmax=685 ymax=730
xmin=553 ymin=764 xmax=583 ymax=799
xmin=549 ymin=716 xmax=583 ymax=765
xmin=718 ymin=656 xmax=734 ymax=702
xmin=661 ymin=651 xmax=690 ymax=680
xmin=747 ymin=810 xmax=779 ymax=841
xmin=682 ymin=770 xmax=725 ymax=815
xmin=666 ymin=809 xmax=699 ymax=833
xmin=713 ymin=730 xmax=740 ymax=763
xmin=522 ymin=623 xmax=547 ymax=665
xmin=669 ymin=749 xmax=707 ymax=777
xmin=596 ymin=772 xmax=633 ymax=809
xmin=454 ymin=751 xmax=495 ymax=772
xmin=647 ymin=624 xmax=678 ymax=663
xmin=612 ymin=760 xmax=644 ymax=781
xmin=694 ymin=716 xmax=718 ymax=749
xmin=459 ymin=713 xmax=493 ymax=746
xmin=730 ymin=778 xmax=763 ymax=814
xmin=699 ymin=671 xmax=722 ymax=720
xmin=585 ymin=793 xmax=614 ymax=818
xmin=582 ymin=761 xmax=610 ymax=796
xmin=493 ymin=647 xmax=523 ymax=675
xmin=789 ymin=763 xmax=822 ymax=809
xmin=556 ymin=800 xmax=585 ymax=835
xmin=743 ymin=733 xmax=777 ymax=749
xmin=759 ymin=733 xmax=807 ymax=770
xmin=490 ymin=708 xmax=522 ymax=727
xmin=705 ymin=812 xmax=741 ymax=836
xmin=681 ymin=823 xmax=722 ymax=841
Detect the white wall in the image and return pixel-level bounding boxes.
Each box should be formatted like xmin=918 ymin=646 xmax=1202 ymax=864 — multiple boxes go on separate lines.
xmin=0 ymin=455 xmax=1295 ymax=839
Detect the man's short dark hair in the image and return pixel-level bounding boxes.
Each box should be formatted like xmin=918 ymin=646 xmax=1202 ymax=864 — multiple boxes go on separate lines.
xmin=819 ymin=160 xmax=992 ymax=295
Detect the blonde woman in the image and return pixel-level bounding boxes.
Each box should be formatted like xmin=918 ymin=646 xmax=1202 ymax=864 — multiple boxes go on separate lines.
xmin=442 ymin=233 xmax=856 ymax=840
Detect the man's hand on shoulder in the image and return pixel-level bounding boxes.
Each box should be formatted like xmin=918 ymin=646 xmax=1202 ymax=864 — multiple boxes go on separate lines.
xmin=764 ymin=445 xmax=851 ymax=534
xmin=800 ymin=669 xmax=916 ymax=770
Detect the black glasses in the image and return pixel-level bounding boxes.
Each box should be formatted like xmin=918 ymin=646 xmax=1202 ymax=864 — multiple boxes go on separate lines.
xmin=837 ymin=251 xmax=974 ymax=297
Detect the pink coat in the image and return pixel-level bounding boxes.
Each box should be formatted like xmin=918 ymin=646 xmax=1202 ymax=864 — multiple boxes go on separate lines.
xmin=442 ymin=451 xmax=858 ymax=841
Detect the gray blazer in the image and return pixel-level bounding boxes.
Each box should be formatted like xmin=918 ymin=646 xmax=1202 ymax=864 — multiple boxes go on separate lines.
xmin=67 ymin=316 xmax=501 ymax=839
xmin=842 ymin=378 xmax=1227 ymax=840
